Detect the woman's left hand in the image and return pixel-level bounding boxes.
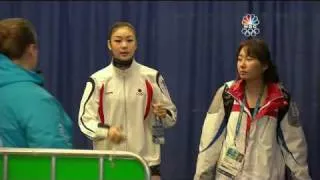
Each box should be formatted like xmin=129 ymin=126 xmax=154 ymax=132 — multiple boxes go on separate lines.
xmin=152 ymin=103 xmax=167 ymax=119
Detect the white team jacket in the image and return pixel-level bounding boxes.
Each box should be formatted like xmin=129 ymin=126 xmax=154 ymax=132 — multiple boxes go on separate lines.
xmin=194 ymin=80 xmax=311 ymax=180
xmin=78 ymin=60 xmax=177 ymax=166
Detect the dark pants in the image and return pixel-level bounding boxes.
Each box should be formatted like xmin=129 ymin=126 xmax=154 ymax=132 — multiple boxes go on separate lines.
xmin=150 ymin=165 xmax=161 ymax=176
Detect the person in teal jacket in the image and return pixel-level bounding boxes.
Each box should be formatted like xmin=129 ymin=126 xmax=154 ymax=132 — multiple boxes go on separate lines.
xmin=0 ymin=18 xmax=73 ymax=148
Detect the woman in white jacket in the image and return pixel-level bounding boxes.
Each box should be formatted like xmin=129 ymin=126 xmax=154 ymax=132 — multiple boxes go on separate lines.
xmin=78 ymin=21 xmax=177 ymax=180
xmin=194 ymin=38 xmax=311 ymax=180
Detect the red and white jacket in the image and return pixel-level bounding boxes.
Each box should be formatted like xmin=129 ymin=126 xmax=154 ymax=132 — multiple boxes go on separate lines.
xmin=194 ymin=80 xmax=311 ymax=180
xmin=78 ymin=60 xmax=177 ymax=166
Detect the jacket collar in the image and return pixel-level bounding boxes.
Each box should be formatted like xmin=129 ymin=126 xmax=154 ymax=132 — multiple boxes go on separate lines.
xmin=227 ymin=79 xmax=284 ymax=102
xmin=227 ymin=80 xmax=289 ymax=119
xmin=0 ymin=53 xmax=44 ymax=87
xmin=111 ymin=58 xmax=139 ymax=77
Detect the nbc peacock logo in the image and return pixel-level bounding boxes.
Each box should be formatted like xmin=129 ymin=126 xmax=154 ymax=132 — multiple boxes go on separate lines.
xmin=241 ymin=14 xmax=260 ymax=37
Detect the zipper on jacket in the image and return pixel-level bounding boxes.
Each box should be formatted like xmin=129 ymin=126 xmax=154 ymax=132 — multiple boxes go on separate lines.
xmin=123 ymin=75 xmax=128 ymax=151
xmin=256 ymin=96 xmax=284 ymax=115
xmin=227 ymin=91 xmax=284 ymax=119
xmin=226 ymin=92 xmax=252 ymax=118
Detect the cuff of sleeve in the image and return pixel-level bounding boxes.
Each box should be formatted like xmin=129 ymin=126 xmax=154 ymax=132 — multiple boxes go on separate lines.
xmin=98 ymin=123 xmax=110 ymax=129
xmin=166 ymin=109 xmax=173 ymax=118
xmin=162 ymin=110 xmax=175 ymax=127
xmin=96 ymin=123 xmax=110 ymax=139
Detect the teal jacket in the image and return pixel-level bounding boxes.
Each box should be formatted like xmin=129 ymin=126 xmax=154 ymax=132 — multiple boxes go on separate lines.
xmin=0 ymin=54 xmax=73 ymax=148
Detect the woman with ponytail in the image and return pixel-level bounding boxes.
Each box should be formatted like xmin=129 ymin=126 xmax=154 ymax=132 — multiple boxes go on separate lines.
xmin=194 ymin=38 xmax=311 ymax=180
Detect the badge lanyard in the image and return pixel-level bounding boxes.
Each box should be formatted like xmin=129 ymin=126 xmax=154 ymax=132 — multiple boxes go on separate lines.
xmin=233 ymin=85 xmax=265 ymax=148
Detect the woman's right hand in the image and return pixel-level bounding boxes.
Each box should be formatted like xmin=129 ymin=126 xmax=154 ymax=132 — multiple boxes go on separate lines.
xmin=107 ymin=126 xmax=126 ymax=144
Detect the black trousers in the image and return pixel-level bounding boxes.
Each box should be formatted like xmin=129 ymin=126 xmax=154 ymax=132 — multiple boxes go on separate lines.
xmin=150 ymin=165 xmax=161 ymax=176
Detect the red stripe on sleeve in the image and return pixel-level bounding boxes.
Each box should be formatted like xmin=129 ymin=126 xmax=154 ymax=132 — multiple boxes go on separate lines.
xmin=98 ymin=84 xmax=105 ymax=124
xmin=144 ymin=80 xmax=153 ymax=120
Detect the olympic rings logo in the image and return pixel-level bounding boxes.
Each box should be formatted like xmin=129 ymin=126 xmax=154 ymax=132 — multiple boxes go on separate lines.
xmin=241 ymin=14 xmax=260 ymax=37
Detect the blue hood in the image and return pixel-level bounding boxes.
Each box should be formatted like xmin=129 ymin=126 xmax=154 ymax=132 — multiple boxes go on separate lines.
xmin=0 ymin=53 xmax=43 ymax=88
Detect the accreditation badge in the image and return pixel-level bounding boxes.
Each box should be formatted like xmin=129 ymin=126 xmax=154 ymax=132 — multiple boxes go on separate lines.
xmin=216 ymin=146 xmax=244 ymax=178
